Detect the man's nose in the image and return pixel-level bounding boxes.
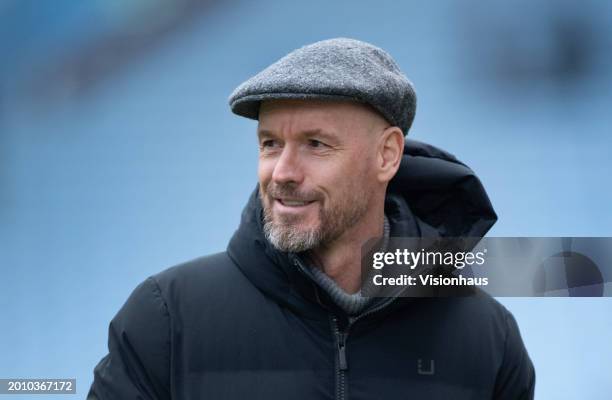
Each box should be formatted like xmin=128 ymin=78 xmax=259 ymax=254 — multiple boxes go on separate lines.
xmin=271 ymin=145 xmax=304 ymax=185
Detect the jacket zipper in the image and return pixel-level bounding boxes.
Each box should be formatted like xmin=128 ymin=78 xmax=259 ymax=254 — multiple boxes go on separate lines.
xmin=292 ymin=254 xmax=401 ymax=400
xmin=329 ymin=295 xmax=399 ymax=400
xmin=331 ymin=316 xmax=347 ymax=400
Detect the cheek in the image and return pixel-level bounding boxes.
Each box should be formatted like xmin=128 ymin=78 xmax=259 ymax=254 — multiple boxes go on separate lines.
xmin=317 ymin=162 xmax=358 ymax=200
xmin=332 ymin=153 xmax=376 ymax=196
xmin=354 ymin=148 xmax=378 ymax=183
xmin=258 ymin=160 xmax=274 ymax=186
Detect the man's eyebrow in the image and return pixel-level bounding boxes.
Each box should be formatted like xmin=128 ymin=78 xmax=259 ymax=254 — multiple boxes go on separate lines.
xmin=301 ymin=129 xmax=339 ymax=142
xmin=257 ymin=129 xmax=339 ymax=141
xmin=257 ymin=130 xmax=274 ymax=140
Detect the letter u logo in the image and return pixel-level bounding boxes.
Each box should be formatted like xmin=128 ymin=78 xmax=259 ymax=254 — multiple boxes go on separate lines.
xmin=417 ymin=359 xmax=435 ymax=375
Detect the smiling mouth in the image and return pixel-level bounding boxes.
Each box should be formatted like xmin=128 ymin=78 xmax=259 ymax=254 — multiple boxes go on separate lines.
xmin=275 ymin=198 xmax=316 ymax=207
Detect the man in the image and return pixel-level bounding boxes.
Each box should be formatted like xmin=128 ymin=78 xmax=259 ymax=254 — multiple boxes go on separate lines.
xmin=88 ymin=38 xmax=535 ymax=399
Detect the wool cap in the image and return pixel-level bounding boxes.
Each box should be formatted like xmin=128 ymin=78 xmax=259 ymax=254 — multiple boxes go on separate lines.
xmin=228 ymin=38 xmax=417 ymax=135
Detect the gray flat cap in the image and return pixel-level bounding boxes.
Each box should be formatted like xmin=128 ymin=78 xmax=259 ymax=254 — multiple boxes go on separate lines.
xmin=228 ymin=38 xmax=417 ymax=134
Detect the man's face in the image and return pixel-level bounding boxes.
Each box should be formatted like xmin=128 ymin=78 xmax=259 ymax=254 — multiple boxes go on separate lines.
xmin=257 ymin=99 xmax=386 ymax=253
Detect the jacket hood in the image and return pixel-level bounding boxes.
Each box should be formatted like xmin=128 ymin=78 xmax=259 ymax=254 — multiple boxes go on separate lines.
xmin=227 ymin=139 xmax=497 ymax=317
xmin=388 ymin=139 xmax=497 ymax=238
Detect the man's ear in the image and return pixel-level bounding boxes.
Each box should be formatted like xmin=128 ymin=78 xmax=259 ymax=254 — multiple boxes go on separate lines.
xmin=376 ymin=126 xmax=404 ymax=183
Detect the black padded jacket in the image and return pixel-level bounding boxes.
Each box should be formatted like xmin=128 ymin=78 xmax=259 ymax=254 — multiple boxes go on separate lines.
xmin=88 ymin=139 xmax=535 ymax=399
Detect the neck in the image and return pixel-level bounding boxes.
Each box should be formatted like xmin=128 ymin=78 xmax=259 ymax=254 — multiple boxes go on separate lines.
xmin=311 ymin=200 xmax=385 ymax=294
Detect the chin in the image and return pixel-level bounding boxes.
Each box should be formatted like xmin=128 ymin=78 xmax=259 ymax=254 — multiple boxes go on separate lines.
xmin=278 ymin=217 xmax=319 ymax=232
xmin=279 ymin=211 xmax=320 ymax=229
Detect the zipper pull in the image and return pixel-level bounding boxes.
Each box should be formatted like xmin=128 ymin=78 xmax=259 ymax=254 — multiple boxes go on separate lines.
xmin=338 ymin=332 xmax=348 ymax=371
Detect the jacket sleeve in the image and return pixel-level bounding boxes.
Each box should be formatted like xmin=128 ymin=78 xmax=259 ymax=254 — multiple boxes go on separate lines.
xmin=88 ymin=277 xmax=171 ymax=400
xmin=493 ymin=311 xmax=536 ymax=400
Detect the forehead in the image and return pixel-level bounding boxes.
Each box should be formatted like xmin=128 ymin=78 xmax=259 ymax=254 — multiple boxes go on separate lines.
xmin=257 ymin=99 xmax=379 ymax=133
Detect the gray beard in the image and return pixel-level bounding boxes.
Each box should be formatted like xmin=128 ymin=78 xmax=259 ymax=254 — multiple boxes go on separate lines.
xmin=261 ymin=190 xmax=369 ymax=253
xmin=262 ymin=211 xmax=321 ymax=252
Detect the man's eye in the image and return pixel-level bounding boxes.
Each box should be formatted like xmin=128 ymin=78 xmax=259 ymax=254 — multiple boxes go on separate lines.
xmin=261 ymin=140 xmax=278 ymax=148
xmin=308 ymin=139 xmax=326 ymax=148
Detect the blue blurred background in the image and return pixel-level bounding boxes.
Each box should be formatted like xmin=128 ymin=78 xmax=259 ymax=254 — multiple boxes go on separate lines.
xmin=1 ymin=0 xmax=611 ymax=398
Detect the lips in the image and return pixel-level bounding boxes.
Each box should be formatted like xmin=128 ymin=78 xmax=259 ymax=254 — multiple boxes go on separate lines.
xmin=276 ymin=198 xmax=315 ymax=207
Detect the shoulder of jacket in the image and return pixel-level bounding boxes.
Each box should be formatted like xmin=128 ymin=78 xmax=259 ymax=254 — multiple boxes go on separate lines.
xmin=466 ymin=289 xmax=514 ymax=337
xmin=146 ymin=251 xmax=255 ymax=305
xmin=151 ymin=251 xmax=236 ymax=289
xmin=439 ymin=288 xmax=516 ymax=334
